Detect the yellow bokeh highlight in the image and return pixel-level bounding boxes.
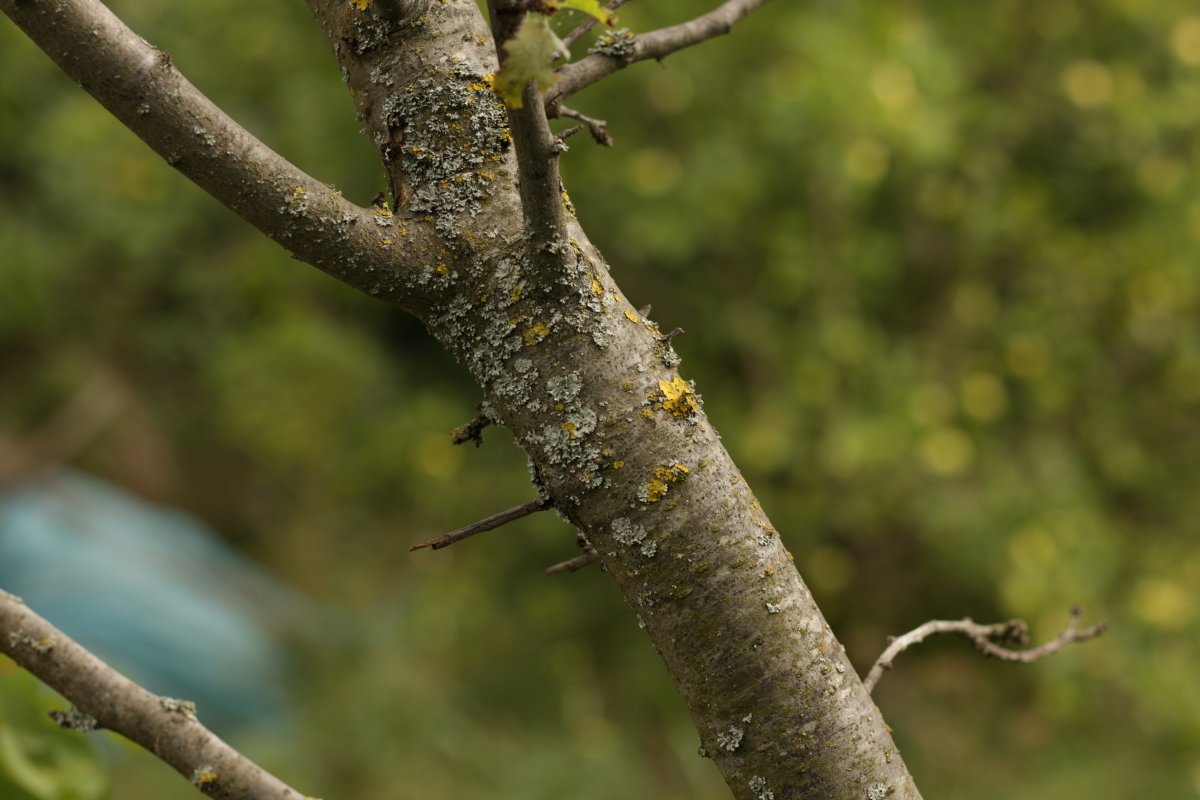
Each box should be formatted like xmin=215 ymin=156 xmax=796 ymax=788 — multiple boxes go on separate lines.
xmin=1132 ymin=577 xmax=1195 ymax=630
xmin=961 ymin=372 xmax=1008 ymax=422
xmin=844 ymin=137 xmax=889 ymax=185
xmin=1171 ymin=17 xmax=1200 ymax=66
xmin=1062 ymin=60 xmax=1113 ymax=107
xmin=1006 ymin=333 xmax=1051 ymax=379
xmin=871 ymin=60 xmax=918 ymax=110
xmin=920 ymin=427 xmax=973 ymax=475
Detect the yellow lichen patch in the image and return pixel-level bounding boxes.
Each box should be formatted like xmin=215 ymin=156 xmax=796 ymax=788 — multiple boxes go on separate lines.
xmin=622 ymin=379 xmax=635 ymax=391
xmin=378 ymin=238 xmax=392 ymax=248
xmin=435 ymin=262 xmax=449 ymax=275
xmin=374 ymin=203 xmax=393 ymax=217
xmin=624 ymin=308 xmax=639 ymax=324
xmin=764 ymin=565 xmax=775 ymax=576
xmin=523 ymin=322 xmax=550 ymax=346
xmin=350 ymin=0 xmax=371 ymax=9
xmin=192 ymin=768 xmax=219 ymax=789
xmin=591 ymin=279 xmax=604 ymax=297
xmin=641 ymin=408 xmax=654 ymax=419
xmin=554 ymin=402 xmax=565 ymax=412
xmin=612 ymin=460 xmax=625 ymax=470
xmin=510 ymin=283 xmax=523 ymax=302
xmin=658 ymin=376 xmax=699 ymax=418
xmin=643 ymin=463 xmax=689 ymax=503
xmin=562 ymin=421 xmax=578 ymax=440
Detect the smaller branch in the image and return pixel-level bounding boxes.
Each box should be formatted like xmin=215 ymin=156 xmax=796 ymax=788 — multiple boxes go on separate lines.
xmin=0 ymin=590 xmax=307 ymax=799
xmin=547 ymin=0 xmax=772 ymax=108
xmin=410 ymin=498 xmax=550 ymax=551
xmin=556 ymin=124 xmax=585 ymax=142
xmin=545 ymin=549 xmax=600 ymax=575
xmin=863 ymin=607 xmax=1108 ymax=695
xmin=555 ymin=105 xmax=613 ymax=146
xmin=451 ymin=414 xmax=493 ymax=447
xmin=558 ymin=0 xmax=630 ymax=56
xmin=659 ymin=326 xmax=684 ymax=342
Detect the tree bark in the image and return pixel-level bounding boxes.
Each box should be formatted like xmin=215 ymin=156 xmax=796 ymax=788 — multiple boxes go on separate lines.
xmin=1 ymin=0 xmax=922 ymax=797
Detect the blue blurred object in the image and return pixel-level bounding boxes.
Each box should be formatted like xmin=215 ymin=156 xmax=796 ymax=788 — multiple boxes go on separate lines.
xmin=0 ymin=469 xmax=306 ymax=734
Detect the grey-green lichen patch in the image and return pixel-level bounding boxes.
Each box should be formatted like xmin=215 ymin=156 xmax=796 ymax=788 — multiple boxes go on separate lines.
xmin=49 ymin=708 xmax=98 ymax=732
xmin=7 ymin=630 xmax=55 ymax=653
xmin=715 ymin=724 xmax=744 ymax=752
xmin=159 ymin=697 xmax=197 ymax=719
xmin=383 ymin=59 xmax=511 ymax=238
xmin=867 ymin=783 xmax=891 ymax=800
xmin=749 ymin=776 xmax=775 ymax=800
xmin=589 ymin=27 xmax=637 ymax=59
xmin=547 ymin=372 xmax=582 ymax=404
xmin=612 ymin=516 xmax=656 ymax=557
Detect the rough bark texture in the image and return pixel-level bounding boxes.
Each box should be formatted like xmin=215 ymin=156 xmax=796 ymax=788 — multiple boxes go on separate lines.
xmin=1 ymin=0 xmax=923 ymax=797
xmin=0 ymin=590 xmax=304 ymax=799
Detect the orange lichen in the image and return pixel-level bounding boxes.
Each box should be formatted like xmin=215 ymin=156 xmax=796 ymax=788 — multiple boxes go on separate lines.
xmin=658 ymin=376 xmax=699 ymax=418
xmin=643 ymin=463 xmax=689 ymax=503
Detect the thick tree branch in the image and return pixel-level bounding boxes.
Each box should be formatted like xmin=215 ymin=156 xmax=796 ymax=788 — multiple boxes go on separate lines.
xmin=0 ymin=0 xmax=435 ymax=308
xmin=0 ymin=589 xmax=307 ymax=800
xmin=547 ymin=0 xmax=773 ymax=108
xmin=863 ymin=607 xmax=1109 ymax=695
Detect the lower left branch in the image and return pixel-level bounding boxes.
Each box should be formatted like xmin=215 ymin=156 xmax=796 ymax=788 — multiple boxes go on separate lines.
xmin=0 ymin=588 xmax=310 ymax=800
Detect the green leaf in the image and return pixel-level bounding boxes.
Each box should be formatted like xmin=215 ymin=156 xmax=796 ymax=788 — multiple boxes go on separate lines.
xmin=552 ymin=0 xmax=613 ymax=25
xmin=493 ymin=14 xmax=567 ymax=109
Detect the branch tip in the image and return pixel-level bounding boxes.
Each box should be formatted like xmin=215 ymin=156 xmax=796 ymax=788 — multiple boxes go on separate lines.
xmin=863 ymin=607 xmax=1108 ymax=695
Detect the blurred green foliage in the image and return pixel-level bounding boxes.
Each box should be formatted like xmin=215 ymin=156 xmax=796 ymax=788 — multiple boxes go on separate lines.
xmin=2 ymin=0 xmax=1199 ymax=797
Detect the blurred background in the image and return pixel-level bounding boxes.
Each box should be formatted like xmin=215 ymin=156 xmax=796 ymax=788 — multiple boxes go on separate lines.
xmin=2 ymin=0 xmax=1199 ymax=797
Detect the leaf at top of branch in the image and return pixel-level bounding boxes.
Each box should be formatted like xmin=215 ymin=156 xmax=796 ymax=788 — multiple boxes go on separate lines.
xmin=553 ymin=0 xmax=614 ymax=25
xmin=493 ymin=14 xmax=567 ymax=109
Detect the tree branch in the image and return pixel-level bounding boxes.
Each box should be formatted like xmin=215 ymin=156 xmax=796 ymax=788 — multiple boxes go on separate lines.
xmin=545 ymin=549 xmax=600 ymax=575
xmin=410 ymin=498 xmax=550 ymax=551
xmin=547 ymin=0 xmax=773 ymax=108
xmin=558 ymin=0 xmax=629 ymax=56
xmin=0 ymin=589 xmax=308 ymax=800
xmin=0 ymin=0 xmax=434 ymax=308
xmin=862 ymin=607 xmax=1109 ymax=695
xmin=487 ymin=1 xmax=574 ymax=270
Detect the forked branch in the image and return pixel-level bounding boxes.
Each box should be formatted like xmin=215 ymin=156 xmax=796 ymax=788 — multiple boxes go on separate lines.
xmin=0 ymin=590 xmax=306 ymax=800
xmin=863 ymin=607 xmax=1109 ymax=695
xmin=547 ymin=0 xmax=773 ymax=107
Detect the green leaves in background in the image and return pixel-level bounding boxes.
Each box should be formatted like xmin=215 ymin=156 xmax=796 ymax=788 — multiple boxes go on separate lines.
xmin=0 ymin=668 xmax=105 ymax=800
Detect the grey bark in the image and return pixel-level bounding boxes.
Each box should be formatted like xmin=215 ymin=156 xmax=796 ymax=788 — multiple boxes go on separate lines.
xmin=0 ymin=0 xmax=922 ymax=798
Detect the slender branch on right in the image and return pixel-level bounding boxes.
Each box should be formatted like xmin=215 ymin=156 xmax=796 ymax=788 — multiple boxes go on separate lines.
xmin=547 ymin=0 xmax=773 ymax=108
xmin=862 ymin=607 xmax=1109 ymax=695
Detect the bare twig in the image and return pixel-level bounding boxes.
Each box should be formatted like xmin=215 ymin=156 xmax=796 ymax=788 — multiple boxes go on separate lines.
xmin=0 ymin=589 xmax=308 ymax=799
xmin=555 ymin=105 xmax=614 ymax=146
xmin=558 ymin=0 xmax=629 ymax=56
xmin=545 ymin=549 xmax=601 ymax=575
xmin=410 ymin=498 xmax=550 ymax=551
xmin=862 ymin=607 xmax=1108 ymax=695
xmin=547 ymin=0 xmax=772 ymax=108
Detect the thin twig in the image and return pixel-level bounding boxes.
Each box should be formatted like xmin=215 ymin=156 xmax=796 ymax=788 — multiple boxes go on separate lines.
xmin=862 ymin=607 xmax=1108 ymax=695
xmin=0 ymin=589 xmax=308 ymax=799
xmin=558 ymin=0 xmax=629 ymax=56
xmin=547 ymin=0 xmax=772 ymax=108
xmin=411 ymin=498 xmax=550 ymax=551
xmin=545 ymin=549 xmax=601 ymax=575
xmin=555 ymin=105 xmax=613 ymax=146
xmin=556 ymin=124 xmax=585 ymax=142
